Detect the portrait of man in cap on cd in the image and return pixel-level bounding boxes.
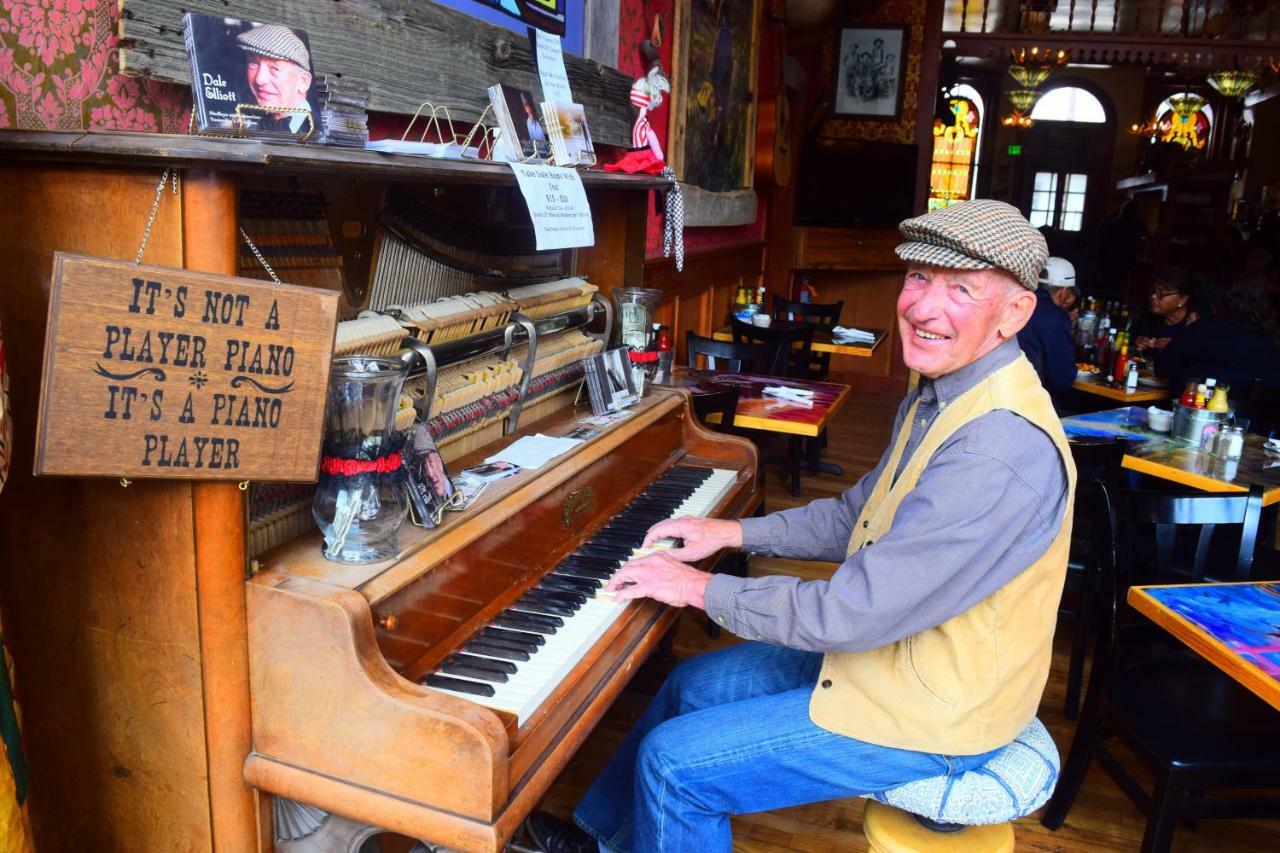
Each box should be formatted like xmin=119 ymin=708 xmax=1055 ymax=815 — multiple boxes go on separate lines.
xmin=184 ymin=13 xmax=319 ymax=139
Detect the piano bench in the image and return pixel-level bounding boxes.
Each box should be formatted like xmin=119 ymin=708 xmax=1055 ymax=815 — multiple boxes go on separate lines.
xmin=862 ymin=717 xmax=1059 ymax=852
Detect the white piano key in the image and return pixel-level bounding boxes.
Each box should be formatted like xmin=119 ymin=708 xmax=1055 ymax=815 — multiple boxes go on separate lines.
xmin=424 ymin=467 xmax=738 ymax=723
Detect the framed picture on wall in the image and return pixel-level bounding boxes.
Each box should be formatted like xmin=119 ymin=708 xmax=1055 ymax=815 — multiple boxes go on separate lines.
xmin=667 ymin=0 xmax=763 ymax=192
xmin=834 ymin=25 xmax=908 ymax=120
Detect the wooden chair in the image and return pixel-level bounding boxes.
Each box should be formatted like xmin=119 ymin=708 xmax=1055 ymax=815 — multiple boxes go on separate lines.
xmin=685 ymin=332 xmax=777 ymax=375
xmin=689 ymin=386 xmax=739 ymax=433
xmin=1062 ymin=437 xmax=1128 ymax=721
xmin=772 ymin=295 xmax=844 ymax=380
xmin=728 ymin=317 xmax=812 ymax=377
xmin=1042 ymin=482 xmax=1280 ymax=853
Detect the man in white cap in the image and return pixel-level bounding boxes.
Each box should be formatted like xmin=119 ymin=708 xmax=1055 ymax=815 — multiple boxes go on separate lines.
xmin=1017 ymin=256 xmax=1079 ymax=394
xmin=235 ymin=24 xmax=314 ymax=134
xmin=526 ymin=200 xmax=1075 ymax=853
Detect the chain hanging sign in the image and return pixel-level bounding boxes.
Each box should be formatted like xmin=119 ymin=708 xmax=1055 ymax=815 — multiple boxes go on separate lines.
xmin=35 ymin=254 xmax=338 ymax=481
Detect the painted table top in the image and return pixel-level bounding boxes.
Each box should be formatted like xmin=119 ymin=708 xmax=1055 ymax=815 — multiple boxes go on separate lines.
xmin=1129 ymin=582 xmax=1280 ymax=712
xmin=663 ymin=368 xmax=850 ymax=437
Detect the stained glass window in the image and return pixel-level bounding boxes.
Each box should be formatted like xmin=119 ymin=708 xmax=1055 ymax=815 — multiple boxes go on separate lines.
xmin=1154 ymin=93 xmax=1213 ymax=151
xmin=928 ymin=84 xmax=984 ymax=211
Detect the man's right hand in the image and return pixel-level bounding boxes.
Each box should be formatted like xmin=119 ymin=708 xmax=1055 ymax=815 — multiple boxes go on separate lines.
xmin=642 ymin=517 xmax=743 ymax=562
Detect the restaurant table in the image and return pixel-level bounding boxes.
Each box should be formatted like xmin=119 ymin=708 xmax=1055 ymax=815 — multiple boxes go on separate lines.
xmin=1128 ymin=582 xmax=1280 ymax=712
xmin=1072 ymin=371 xmax=1170 ymax=403
xmin=712 ymin=324 xmax=887 ymax=358
xmin=1061 ymin=406 xmax=1280 ymax=506
xmin=661 ymin=368 xmax=851 ymax=495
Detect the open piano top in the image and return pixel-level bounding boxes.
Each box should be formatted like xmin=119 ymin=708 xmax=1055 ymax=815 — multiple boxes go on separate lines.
xmin=244 ymin=389 xmax=760 ymax=851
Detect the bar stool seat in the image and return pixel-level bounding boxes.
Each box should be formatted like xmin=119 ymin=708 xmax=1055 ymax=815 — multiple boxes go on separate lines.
xmin=863 ymin=717 xmax=1058 ymax=852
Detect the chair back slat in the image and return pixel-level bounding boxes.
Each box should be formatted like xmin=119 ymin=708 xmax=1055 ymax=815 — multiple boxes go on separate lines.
xmin=690 ymin=386 xmax=739 ymax=433
xmin=685 ymin=331 xmax=775 ymax=375
xmin=1191 ymin=524 xmax=1216 ymax=581
xmin=772 ymin=295 xmax=844 ymax=328
xmin=728 ymin=318 xmax=811 ymax=377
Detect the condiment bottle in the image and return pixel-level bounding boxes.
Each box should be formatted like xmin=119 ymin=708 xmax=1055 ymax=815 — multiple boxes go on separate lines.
xmin=1194 ymin=384 xmax=1207 ymax=408
xmin=1180 ymin=380 xmax=1198 ymax=407
xmin=1208 ymin=385 xmax=1231 ymax=413
xmin=1113 ymin=344 xmax=1129 ymax=384
xmin=1225 ymin=426 xmax=1245 ymax=459
xmin=1125 ymin=361 xmax=1139 ymax=392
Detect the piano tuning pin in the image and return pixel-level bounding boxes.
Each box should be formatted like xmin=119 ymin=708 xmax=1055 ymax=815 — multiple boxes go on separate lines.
xmin=377 ymin=613 xmax=399 ymax=632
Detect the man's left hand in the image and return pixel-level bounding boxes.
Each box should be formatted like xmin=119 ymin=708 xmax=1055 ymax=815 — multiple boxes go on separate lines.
xmin=605 ymin=552 xmax=712 ymax=609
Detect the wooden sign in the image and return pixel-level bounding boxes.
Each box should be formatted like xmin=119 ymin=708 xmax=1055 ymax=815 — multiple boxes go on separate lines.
xmin=35 ymin=254 xmax=339 ymax=482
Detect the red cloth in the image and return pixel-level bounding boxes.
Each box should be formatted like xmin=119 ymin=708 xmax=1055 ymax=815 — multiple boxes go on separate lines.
xmin=320 ymin=452 xmax=403 ymax=477
xmin=604 ymin=149 xmax=666 ymax=175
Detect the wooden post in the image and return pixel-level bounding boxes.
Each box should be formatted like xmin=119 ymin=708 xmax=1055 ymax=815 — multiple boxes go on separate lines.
xmin=181 ymin=171 xmax=260 ymax=851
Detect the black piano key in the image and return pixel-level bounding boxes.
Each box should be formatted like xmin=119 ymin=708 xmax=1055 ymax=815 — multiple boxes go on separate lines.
xmin=560 ymin=555 xmax=619 ymax=569
xmin=531 ymin=586 xmax=588 ymax=607
xmin=448 ymin=652 xmax=518 ymax=674
xmin=466 ymin=641 xmax=531 ymax=662
xmin=553 ymin=566 xmax=610 ymax=582
xmin=575 ymin=544 xmax=634 ymax=561
xmin=514 ymin=596 xmax=577 ymax=618
xmin=480 ymin=626 xmax=545 ymax=647
xmin=541 ymin=575 xmax=599 ymax=595
xmin=439 ymin=662 xmax=509 ymax=683
xmin=589 ymin=532 xmax=644 ymax=548
xmin=499 ymin=609 xmax=563 ymax=630
xmin=424 ymin=674 xmax=495 ymax=697
xmin=467 ymin=633 xmax=538 ymax=654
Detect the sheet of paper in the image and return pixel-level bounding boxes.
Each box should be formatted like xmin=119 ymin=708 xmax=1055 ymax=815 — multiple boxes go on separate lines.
xmin=509 ymin=163 xmax=595 ymax=250
xmin=485 ymin=434 xmax=582 ymax=470
xmin=535 ymin=30 xmax=574 ymax=105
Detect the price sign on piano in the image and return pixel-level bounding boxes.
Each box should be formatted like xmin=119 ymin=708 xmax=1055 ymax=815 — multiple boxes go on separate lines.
xmin=34 ymin=254 xmax=338 ymax=482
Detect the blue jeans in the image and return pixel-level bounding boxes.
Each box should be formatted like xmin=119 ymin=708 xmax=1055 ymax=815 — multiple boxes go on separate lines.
xmin=573 ymin=642 xmax=1001 ymax=853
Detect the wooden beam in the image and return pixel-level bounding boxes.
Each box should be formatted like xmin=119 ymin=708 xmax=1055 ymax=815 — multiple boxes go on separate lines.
xmin=119 ymin=0 xmax=637 ymax=147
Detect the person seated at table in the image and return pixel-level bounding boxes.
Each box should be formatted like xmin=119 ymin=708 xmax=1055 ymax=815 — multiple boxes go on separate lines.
xmin=1132 ymin=266 xmax=1201 ymax=354
xmin=1154 ymin=271 xmax=1280 ymax=405
xmin=525 ymin=200 xmax=1074 ymax=853
xmin=1017 ymin=256 xmax=1078 ymax=394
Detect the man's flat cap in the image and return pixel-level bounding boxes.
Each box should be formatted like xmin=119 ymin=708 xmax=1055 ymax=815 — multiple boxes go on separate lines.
xmin=236 ymin=24 xmax=311 ymax=71
xmin=895 ymin=199 xmax=1048 ymax=290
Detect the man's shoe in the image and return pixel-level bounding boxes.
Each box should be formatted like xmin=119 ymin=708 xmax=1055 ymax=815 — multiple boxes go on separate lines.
xmin=525 ymin=810 xmax=596 ymax=853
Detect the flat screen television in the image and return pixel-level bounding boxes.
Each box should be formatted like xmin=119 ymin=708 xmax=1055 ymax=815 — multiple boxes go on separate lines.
xmin=794 ymin=141 xmax=918 ymax=229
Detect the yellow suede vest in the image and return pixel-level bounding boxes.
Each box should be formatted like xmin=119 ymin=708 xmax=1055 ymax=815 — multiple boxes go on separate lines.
xmin=808 ymin=354 xmax=1076 ymax=755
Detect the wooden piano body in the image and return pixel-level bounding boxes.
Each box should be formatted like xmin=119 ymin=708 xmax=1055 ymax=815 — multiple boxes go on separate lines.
xmin=0 ymin=133 xmax=759 ymax=851
xmin=246 ymin=392 xmax=758 ymax=850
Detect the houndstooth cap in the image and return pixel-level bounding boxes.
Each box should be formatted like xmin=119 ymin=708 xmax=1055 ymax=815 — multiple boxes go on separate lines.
xmin=236 ymin=24 xmax=311 ymax=71
xmin=895 ymin=200 xmax=1049 ymax=290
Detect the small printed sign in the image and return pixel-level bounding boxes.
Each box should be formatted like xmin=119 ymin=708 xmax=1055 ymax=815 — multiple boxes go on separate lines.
xmin=35 ymin=254 xmax=338 ymax=481
xmin=509 ymin=163 xmax=595 ymax=250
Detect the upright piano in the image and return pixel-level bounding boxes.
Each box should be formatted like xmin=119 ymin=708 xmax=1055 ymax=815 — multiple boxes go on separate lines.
xmin=244 ymin=390 xmax=759 ymax=851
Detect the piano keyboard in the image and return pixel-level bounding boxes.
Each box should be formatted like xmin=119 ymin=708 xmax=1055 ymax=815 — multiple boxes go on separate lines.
xmin=422 ymin=466 xmax=737 ymax=724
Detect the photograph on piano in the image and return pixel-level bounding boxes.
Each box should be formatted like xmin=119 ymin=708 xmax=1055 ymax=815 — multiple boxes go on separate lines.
xmin=582 ymin=347 xmax=639 ymax=416
xmin=402 ymin=423 xmax=456 ymax=528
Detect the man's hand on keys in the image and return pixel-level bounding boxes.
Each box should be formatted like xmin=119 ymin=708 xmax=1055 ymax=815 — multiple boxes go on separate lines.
xmin=641 ymin=517 xmax=743 ymax=562
xmin=605 ymin=552 xmax=712 ymax=609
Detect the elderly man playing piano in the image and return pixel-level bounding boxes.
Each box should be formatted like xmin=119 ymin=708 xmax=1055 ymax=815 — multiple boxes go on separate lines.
xmin=527 ymin=200 xmax=1076 ymax=853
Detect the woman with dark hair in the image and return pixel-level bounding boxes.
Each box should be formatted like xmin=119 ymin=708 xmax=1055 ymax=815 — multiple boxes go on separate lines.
xmin=1132 ymin=266 xmax=1199 ymax=354
xmin=1154 ymin=271 xmax=1280 ymax=402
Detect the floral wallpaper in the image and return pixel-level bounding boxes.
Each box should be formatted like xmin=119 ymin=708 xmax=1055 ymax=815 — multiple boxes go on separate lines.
xmin=0 ymin=0 xmax=190 ymax=132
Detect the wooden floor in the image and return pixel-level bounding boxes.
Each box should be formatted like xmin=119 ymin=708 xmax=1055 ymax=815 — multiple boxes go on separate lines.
xmin=535 ymin=388 xmax=1280 ymax=852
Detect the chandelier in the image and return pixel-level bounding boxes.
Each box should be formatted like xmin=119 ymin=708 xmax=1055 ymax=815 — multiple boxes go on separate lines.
xmin=1008 ymin=46 xmax=1071 ymax=68
xmin=1207 ymin=69 xmax=1259 ymax=99
xmin=1168 ymin=93 xmax=1207 ymax=118
xmin=1009 ymin=66 xmax=1052 ymax=88
xmin=1127 ymin=118 xmax=1159 ymax=137
xmin=1007 ymin=89 xmax=1039 ymax=112
xmin=1001 ymin=111 xmax=1034 ymax=129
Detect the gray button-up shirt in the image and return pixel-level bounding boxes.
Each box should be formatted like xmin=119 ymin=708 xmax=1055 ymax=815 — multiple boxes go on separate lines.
xmin=703 ymin=339 xmax=1069 ymax=653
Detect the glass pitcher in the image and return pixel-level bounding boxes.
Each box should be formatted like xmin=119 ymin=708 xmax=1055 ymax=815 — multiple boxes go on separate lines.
xmin=312 ymin=356 xmax=409 ymax=564
xmin=611 ymin=287 xmax=663 ymax=350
